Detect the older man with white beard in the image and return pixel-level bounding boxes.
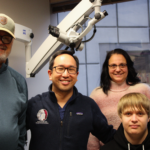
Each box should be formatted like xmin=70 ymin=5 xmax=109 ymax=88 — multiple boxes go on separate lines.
xmin=0 ymin=13 xmax=28 ymax=150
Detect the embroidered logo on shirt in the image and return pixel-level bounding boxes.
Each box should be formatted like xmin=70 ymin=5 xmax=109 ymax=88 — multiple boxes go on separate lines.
xmin=0 ymin=16 xmax=7 ymax=25
xmin=76 ymin=112 xmax=83 ymax=115
xmin=36 ymin=109 xmax=49 ymax=124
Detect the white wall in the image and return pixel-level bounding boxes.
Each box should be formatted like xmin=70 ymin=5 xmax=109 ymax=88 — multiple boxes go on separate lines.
xmin=0 ymin=0 xmax=51 ymax=149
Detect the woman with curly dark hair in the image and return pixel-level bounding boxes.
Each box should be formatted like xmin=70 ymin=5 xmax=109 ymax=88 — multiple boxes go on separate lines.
xmin=87 ymin=48 xmax=150 ymax=150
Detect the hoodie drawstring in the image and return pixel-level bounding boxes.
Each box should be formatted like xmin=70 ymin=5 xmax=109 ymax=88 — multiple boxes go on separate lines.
xmin=128 ymin=143 xmax=145 ymax=150
xmin=128 ymin=143 xmax=130 ymax=150
xmin=142 ymin=145 xmax=145 ymax=150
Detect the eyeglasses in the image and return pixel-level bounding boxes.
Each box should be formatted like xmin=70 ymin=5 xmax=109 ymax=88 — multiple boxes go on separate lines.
xmin=0 ymin=35 xmax=13 ymax=44
xmin=53 ymin=66 xmax=77 ymax=74
xmin=108 ymin=63 xmax=127 ymax=69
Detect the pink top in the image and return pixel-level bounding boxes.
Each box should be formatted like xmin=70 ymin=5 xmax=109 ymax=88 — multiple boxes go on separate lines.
xmin=87 ymin=82 xmax=150 ymax=150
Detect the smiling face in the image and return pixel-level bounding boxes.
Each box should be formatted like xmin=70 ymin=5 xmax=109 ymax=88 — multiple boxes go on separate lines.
xmin=0 ymin=31 xmax=13 ymax=67
xmin=121 ymin=107 xmax=149 ymax=143
xmin=108 ymin=54 xmax=128 ymax=84
xmin=48 ymin=54 xmax=79 ymax=94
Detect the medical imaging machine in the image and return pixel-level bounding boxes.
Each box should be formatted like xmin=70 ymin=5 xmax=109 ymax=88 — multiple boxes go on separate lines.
xmin=15 ymin=0 xmax=108 ymax=78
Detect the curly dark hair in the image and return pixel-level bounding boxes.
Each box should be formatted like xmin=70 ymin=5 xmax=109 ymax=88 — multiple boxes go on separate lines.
xmin=100 ymin=48 xmax=140 ymax=95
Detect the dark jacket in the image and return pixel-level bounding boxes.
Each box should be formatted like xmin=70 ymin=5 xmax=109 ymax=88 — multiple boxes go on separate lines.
xmin=26 ymin=85 xmax=115 ymax=150
xmin=101 ymin=123 xmax=150 ymax=150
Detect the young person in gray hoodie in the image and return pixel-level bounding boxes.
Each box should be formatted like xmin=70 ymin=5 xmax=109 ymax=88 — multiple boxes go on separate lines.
xmin=101 ymin=93 xmax=150 ymax=150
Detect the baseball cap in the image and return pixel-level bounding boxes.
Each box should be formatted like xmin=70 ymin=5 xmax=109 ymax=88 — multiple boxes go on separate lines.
xmin=0 ymin=13 xmax=15 ymax=38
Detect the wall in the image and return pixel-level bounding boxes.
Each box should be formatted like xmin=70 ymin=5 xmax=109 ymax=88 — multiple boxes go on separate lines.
xmin=57 ymin=0 xmax=150 ymax=96
xmin=0 ymin=0 xmax=50 ymax=149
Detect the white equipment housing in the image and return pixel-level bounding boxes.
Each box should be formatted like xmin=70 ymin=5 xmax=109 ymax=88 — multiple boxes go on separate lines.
xmin=15 ymin=23 xmax=33 ymax=64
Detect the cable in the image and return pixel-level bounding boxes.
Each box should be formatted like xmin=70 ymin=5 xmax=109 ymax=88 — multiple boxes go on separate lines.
xmin=82 ymin=25 xmax=96 ymax=43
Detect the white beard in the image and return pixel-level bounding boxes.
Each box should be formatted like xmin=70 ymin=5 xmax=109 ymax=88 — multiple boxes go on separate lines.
xmin=0 ymin=52 xmax=7 ymax=64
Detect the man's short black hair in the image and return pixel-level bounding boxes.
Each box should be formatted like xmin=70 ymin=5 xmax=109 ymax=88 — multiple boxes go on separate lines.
xmin=49 ymin=50 xmax=79 ymax=71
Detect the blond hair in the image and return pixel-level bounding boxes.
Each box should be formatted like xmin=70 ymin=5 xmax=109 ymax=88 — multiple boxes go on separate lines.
xmin=118 ymin=93 xmax=150 ymax=118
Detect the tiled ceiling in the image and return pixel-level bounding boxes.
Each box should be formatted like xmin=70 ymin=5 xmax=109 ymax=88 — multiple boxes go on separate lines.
xmin=50 ymin=0 xmax=134 ymax=13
